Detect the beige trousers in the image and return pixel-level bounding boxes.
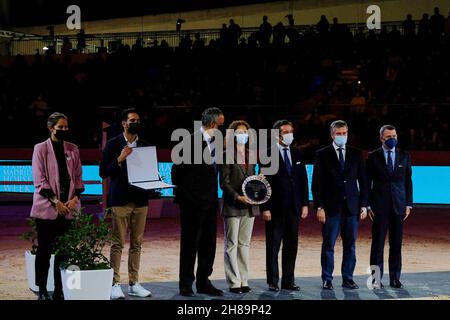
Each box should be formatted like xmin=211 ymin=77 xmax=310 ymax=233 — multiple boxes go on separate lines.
xmin=224 ymin=215 xmax=255 ymax=288
xmin=110 ymin=203 xmax=148 ymax=284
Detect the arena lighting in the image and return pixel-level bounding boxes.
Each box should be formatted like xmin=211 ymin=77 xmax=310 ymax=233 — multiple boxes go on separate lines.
xmin=42 ymin=46 xmax=49 ymax=51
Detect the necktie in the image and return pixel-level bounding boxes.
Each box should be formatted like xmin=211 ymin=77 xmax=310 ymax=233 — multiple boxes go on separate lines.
xmin=209 ymin=137 xmax=217 ymax=174
xmin=283 ymin=147 xmax=292 ymax=176
xmin=338 ymin=148 xmax=345 ymax=171
xmin=387 ymin=150 xmax=394 ymax=176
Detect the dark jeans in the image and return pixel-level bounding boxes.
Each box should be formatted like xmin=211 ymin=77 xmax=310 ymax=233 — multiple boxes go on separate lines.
xmin=321 ymin=205 xmax=359 ymax=282
xmin=35 ymin=215 xmax=71 ymax=293
xmin=265 ymin=207 xmax=299 ymax=287
xmin=179 ymin=204 xmax=217 ymax=290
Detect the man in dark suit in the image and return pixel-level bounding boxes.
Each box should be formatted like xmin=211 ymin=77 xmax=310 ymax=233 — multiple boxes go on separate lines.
xmin=367 ymin=125 xmax=413 ymax=289
xmin=312 ymin=120 xmax=368 ymax=290
xmin=260 ymin=120 xmax=309 ymax=292
xmin=171 ymin=107 xmax=225 ymax=297
xmin=100 ymin=108 xmax=152 ymax=299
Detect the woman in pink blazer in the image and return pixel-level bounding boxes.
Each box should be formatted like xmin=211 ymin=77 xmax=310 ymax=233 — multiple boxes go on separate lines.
xmin=30 ymin=112 xmax=84 ymax=300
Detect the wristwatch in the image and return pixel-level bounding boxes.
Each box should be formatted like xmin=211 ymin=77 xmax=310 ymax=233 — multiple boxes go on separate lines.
xmin=50 ymin=198 xmax=60 ymax=206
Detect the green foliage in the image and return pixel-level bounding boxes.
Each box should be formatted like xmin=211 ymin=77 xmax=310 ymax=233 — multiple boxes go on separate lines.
xmin=20 ymin=218 xmax=38 ymax=255
xmin=55 ymin=210 xmax=112 ymax=270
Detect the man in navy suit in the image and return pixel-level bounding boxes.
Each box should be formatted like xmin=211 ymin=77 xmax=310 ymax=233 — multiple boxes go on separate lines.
xmin=312 ymin=120 xmax=368 ymax=290
xmin=367 ymin=125 xmax=413 ymax=289
xmin=260 ymin=120 xmax=309 ymax=292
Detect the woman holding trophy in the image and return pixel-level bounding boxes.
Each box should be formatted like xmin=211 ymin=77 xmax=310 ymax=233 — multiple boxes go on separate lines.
xmin=220 ymin=120 xmax=268 ymax=294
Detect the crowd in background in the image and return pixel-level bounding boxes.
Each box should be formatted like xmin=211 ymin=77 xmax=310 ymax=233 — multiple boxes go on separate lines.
xmin=0 ymin=8 xmax=449 ymax=154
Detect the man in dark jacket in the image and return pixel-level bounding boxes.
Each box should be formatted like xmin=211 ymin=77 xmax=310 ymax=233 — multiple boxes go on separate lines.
xmin=260 ymin=120 xmax=309 ymax=292
xmin=367 ymin=125 xmax=413 ymax=289
xmin=100 ymin=108 xmax=152 ymax=299
xmin=171 ymin=107 xmax=225 ymax=297
xmin=312 ymin=120 xmax=368 ymax=290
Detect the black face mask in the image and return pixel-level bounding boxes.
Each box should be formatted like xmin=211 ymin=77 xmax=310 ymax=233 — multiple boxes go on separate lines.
xmin=128 ymin=122 xmax=141 ymax=135
xmin=54 ymin=130 xmax=69 ymax=141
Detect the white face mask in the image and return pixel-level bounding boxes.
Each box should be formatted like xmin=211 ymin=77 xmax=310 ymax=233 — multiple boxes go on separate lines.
xmin=235 ymin=133 xmax=249 ymax=145
xmin=282 ymin=133 xmax=294 ymax=146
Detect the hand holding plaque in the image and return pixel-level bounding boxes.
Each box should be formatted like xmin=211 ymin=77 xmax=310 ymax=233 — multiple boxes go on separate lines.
xmin=242 ymin=174 xmax=272 ymax=205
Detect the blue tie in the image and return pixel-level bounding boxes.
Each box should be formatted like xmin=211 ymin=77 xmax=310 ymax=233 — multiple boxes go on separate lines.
xmin=387 ymin=150 xmax=394 ymax=176
xmin=338 ymin=148 xmax=345 ymax=171
xmin=283 ymin=147 xmax=292 ymax=176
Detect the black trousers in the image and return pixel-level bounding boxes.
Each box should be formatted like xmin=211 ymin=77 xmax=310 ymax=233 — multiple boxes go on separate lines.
xmin=35 ymin=215 xmax=71 ymax=293
xmin=265 ymin=207 xmax=299 ymax=287
xmin=179 ymin=204 xmax=217 ymax=290
xmin=370 ymin=206 xmax=404 ymax=282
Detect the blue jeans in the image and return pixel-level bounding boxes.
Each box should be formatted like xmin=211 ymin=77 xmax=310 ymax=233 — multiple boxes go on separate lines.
xmin=321 ymin=211 xmax=359 ymax=282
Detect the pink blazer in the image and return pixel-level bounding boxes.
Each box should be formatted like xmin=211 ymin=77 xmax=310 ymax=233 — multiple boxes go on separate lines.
xmin=30 ymin=138 xmax=84 ymax=220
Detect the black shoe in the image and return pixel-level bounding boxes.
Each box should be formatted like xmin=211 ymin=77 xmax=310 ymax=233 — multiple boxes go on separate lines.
xmin=229 ymin=287 xmax=243 ymax=294
xmin=390 ymin=280 xmax=403 ymax=289
xmin=52 ymin=291 xmax=65 ymax=301
xmin=281 ymin=284 xmax=300 ymax=291
xmin=179 ymin=287 xmax=195 ymax=297
xmin=342 ymin=280 xmax=359 ymax=290
xmin=38 ymin=293 xmax=52 ymax=301
xmin=268 ymin=284 xmax=280 ymax=292
xmin=197 ymin=285 xmax=224 ymax=297
xmin=322 ymin=280 xmax=333 ymax=290
xmin=241 ymin=286 xmax=252 ymax=293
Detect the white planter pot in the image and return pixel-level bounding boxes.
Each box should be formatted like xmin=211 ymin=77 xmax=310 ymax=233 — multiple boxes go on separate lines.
xmin=61 ymin=268 xmax=113 ymax=300
xmin=25 ymin=250 xmax=55 ymax=292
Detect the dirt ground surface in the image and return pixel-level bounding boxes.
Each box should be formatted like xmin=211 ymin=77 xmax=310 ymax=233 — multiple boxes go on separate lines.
xmin=1 ymin=206 xmax=449 ymax=300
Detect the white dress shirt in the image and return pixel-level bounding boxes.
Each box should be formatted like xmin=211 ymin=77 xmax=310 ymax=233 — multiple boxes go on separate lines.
xmin=124 ymin=133 xmax=138 ymax=148
xmin=277 ymin=143 xmax=292 ymax=165
xmin=332 ymin=142 xmax=346 ymax=161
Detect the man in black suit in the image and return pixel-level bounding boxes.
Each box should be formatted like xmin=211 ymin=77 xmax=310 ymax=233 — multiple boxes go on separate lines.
xmin=312 ymin=120 xmax=368 ymax=290
xmin=260 ymin=120 xmax=309 ymax=292
xmin=100 ymin=108 xmax=152 ymax=299
xmin=171 ymin=107 xmax=225 ymax=297
xmin=367 ymin=125 xmax=413 ymax=289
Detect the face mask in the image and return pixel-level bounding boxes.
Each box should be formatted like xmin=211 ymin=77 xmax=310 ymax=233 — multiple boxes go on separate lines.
xmin=128 ymin=122 xmax=141 ymax=135
xmin=334 ymin=135 xmax=347 ymax=147
xmin=235 ymin=133 xmax=249 ymax=145
xmin=384 ymin=137 xmax=397 ymax=149
xmin=281 ymin=133 xmax=294 ymax=146
xmin=54 ymin=130 xmax=69 ymax=141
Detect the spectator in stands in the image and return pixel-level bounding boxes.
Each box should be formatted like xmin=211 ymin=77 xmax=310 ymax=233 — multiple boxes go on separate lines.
xmin=445 ymin=11 xmax=450 ymax=35
xmin=402 ymin=14 xmax=416 ymax=39
xmin=259 ymin=15 xmax=272 ymax=47
xmin=285 ymin=14 xmax=299 ymax=45
xmin=76 ymin=29 xmax=86 ymax=53
xmin=317 ymin=15 xmax=330 ymax=37
xmin=418 ymin=13 xmax=430 ymax=37
xmin=228 ymin=19 xmax=242 ymax=47
xmin=61 ymin=36 xmax=72 ymax=54
xmin=272 ymin=22 xmax=286 ymax=47
xmin=430 ymin=7 xmax=445 ymax=37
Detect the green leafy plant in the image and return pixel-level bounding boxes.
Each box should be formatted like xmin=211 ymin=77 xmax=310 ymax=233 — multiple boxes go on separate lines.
xmin=20 ymin=218 xmax=38 ymax=254
xmin=54 ymin=210 xmax=112 ymax=270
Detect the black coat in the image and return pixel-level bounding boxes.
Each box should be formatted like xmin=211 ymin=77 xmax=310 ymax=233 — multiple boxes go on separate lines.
xmin=99 ymin=134 xmax=150 ymax=207
xmin=366 ymin=148 xmax=413 ymax=215
xmin=171 ymin=131 xmax=219 ymax=212
xmin=260 ymin=147 xmax=309 ymax=216
xmin=312 ymin=144 xmax=368 ymax=216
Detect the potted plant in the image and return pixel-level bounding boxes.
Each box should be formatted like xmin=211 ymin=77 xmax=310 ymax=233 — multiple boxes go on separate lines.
xmin=21 ymin=218 xmax=55 ymax=292
xmin=54 ymin=210 xmax=113 ymax=300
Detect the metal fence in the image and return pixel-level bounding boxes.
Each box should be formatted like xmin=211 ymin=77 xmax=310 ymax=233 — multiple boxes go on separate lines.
xmin=5 ymin=20 xmax=410 ymax=56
